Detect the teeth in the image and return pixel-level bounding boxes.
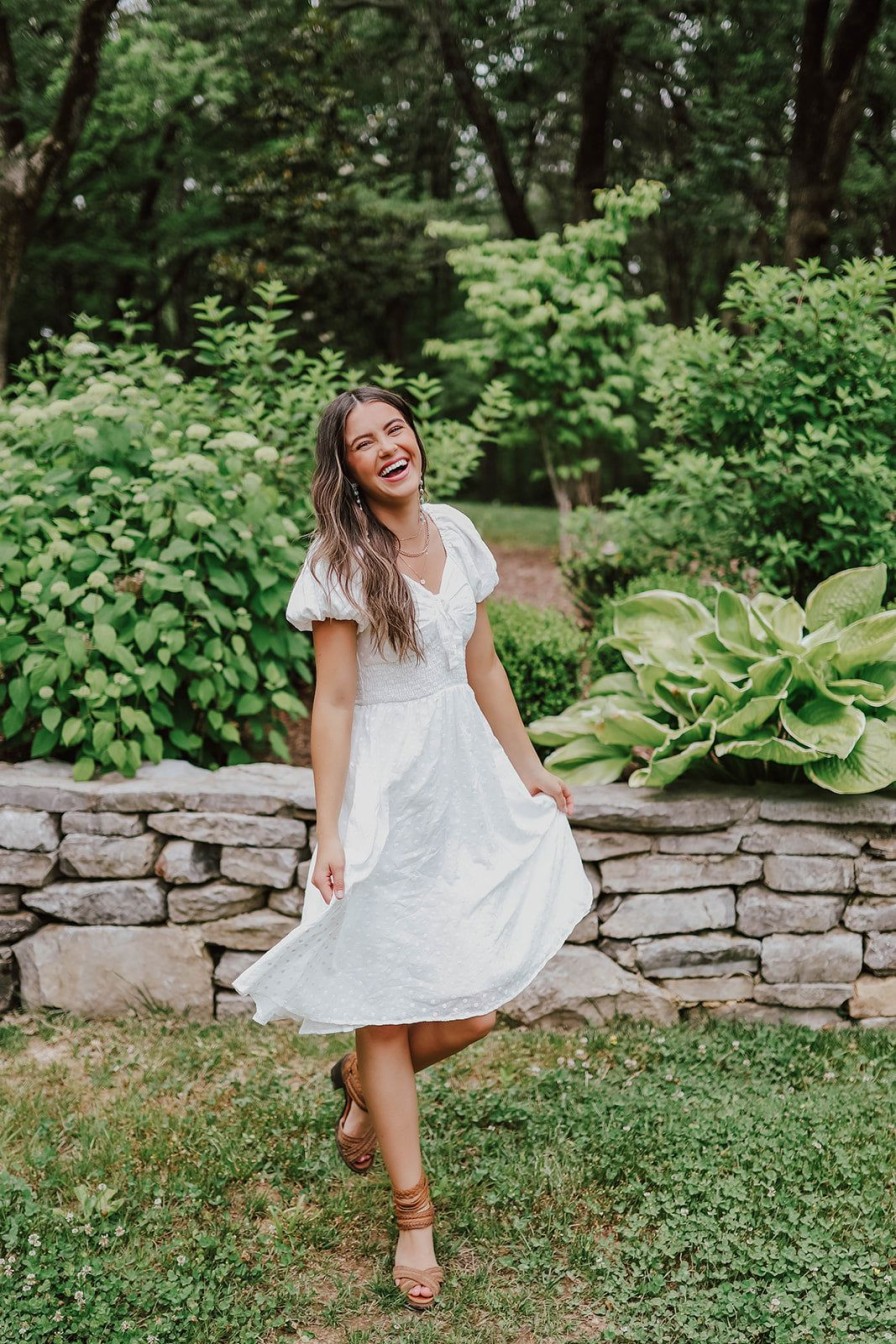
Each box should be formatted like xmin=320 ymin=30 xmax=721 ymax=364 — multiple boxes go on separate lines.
xmin=380 ymin=459 xmax=408 ymax=478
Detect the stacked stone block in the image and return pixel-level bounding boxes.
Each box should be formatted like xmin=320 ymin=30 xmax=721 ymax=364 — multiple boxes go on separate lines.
xmin=1 ymin=760 xmax=895 ymax=1029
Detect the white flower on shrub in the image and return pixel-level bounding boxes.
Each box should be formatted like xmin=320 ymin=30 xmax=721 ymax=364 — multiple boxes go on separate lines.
xmin=182 ymin=452 xmax=217 ymax=474
xmin=74 ymin=425 xmax=98 ymax=441
xmin=162 ymin=371 xmax=183 ymax=385
xmin=89 ymin=466 xmax=113 ymax=480
xmin=12 ymin=407 xmax=45 ymax=427
xmin=26 ymin=381 xmax=46 ymax=394
xmin=64 ymin=339 xmax=99 ymax=357
xmin=47 ymin=539 xmax=74 ymax=561
xmin=185 ymin=507 xmax=216 ymax=527
xmin=222 ymin=430 xmax=260 ymax=450
xmin=92 ymin=404 xmax=128 ymax=420
xmin=253 ymin=445 xmax=278 ymax=464
xmin=185 ymin=423 xmax=211 ymax=440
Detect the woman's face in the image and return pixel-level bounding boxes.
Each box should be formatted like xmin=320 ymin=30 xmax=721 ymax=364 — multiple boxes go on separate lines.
xmin=343 ymin=400 xmax=422 ymax=506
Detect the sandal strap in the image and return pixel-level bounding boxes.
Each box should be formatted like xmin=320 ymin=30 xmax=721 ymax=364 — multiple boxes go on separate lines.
xmin=341 ymin=1051 xmax=368 ymax=1112
xmin=392 ymin=1172 xmax=435 ymax=1229
xmin=336 ymin=1121 xmax=376 ymax=1166
xmin=393 ymin=1264 xmax=444 ymax=1296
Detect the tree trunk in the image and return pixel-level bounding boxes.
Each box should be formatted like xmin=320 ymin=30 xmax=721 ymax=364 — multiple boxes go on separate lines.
xmin=424 ymin=1 xmax=537 ymax=239
xmin=0 ymin=0 xmax=118 ymax=385
xmin=784 ymin=0 xmax=885 ymax=265
xmin=571 ymin=10 xmax=621 ymax=222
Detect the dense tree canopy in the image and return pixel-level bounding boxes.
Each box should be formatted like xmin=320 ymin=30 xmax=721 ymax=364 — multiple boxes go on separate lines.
xmin=1 ymin=0 xmax=893 ymax=382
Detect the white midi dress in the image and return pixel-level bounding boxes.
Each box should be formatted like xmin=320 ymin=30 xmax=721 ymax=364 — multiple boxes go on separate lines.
xmin=232 ymin=503 xmax=593 ymax=1033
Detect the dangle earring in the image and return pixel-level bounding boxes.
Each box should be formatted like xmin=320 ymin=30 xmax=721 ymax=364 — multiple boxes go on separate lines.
xmin=419 ymin=477 xmax=427 ymax=505
xmin=349 ymin=481 xmax=361 ymax=506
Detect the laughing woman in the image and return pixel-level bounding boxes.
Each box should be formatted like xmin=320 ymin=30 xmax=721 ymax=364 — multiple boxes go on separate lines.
xmin=233 ymin=387 xmax=593 ymax=1310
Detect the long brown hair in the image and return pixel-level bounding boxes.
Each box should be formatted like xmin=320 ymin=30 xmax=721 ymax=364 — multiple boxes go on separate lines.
xmin=310 ymin=386 xmax=428 ymax=659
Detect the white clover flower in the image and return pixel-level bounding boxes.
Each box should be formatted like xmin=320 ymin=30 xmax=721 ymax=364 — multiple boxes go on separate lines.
xmin=65 ymin=339 xmax=99 ymax=357
xmin=53 ymin=1310 xmax=63 ymax=1322
xmin=153 ymin=1197 xmax=162 ymax=1207
xmin=99 ymin=1234 xmax=109 ymax=1247
xmin=27 ymin=1233 xmax=40 ymax=1247
xmin=114 ymin=1225 xmax=125 ymax=1237
xmin=185 ymin=507 xmax=216 ymax=528
xmin=111 ymin=536 xmax=135 ymax=551
xmin=253 ymin=445 xmax=278 ymax=464
xmin=185 ymin=423 xmax=211 ymax=440
xmin=74 ymin=1289 xmax=85 ymax=1305
xmin=176 ymin=1254 xmax=186 ymax=1265
xmin=222 ymin=430 xmax=260 ymax=450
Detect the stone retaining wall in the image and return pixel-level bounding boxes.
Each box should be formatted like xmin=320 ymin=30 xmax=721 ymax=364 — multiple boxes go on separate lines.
xmin=1 ymin=760 xmax=895 ymax=1029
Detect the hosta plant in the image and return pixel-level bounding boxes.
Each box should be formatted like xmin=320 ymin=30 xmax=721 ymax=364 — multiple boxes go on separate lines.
xmin=530 ymin=565 xmax=896 ymax=795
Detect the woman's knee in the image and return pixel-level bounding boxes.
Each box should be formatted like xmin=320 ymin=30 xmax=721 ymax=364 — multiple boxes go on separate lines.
xmin=465 ymin=1010 xmax=497 ymax=1041
xmin=357 ymin=1022 xmax=410 ymax=1046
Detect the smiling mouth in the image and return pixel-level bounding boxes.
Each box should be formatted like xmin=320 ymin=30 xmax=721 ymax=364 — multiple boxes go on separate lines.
xmin=378 ymin=458 xmax=410 ymax=480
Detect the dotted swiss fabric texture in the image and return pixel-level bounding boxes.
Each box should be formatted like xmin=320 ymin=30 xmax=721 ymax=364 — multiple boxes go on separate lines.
xmin=233 ymin=503 xmax=594 ymax=1032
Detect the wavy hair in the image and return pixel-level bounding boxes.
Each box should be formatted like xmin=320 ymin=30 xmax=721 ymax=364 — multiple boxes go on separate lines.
xmin=309 ymin=386 xmax=428 ymax=659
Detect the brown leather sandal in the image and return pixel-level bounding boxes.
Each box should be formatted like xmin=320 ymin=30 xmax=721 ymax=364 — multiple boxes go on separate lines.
xmin=329 ymin=1051 xmax=377 ymax=1174
xmin=392 ymin=1172 xmax=444 ymax=1311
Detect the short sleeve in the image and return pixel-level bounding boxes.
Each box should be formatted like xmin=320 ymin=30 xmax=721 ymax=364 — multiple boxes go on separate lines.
xmin=433 ymin=504 xmax=499 ymax=602
xmin=285 ymin=548 xmax=368 ymax=632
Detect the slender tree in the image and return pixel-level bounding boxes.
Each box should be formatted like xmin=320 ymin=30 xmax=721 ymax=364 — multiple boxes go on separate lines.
xmin=0 ymin=0 xmax=118 ymax=384
xmin=785 ymin=0 xmax=885 ymax=264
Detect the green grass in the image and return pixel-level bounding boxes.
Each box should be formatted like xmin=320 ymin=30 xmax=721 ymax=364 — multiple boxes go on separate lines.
xmin=455 ymin=500 xmax=560 ymax=550
xmin=1 ymin=1012 xmax=895 ymax=1343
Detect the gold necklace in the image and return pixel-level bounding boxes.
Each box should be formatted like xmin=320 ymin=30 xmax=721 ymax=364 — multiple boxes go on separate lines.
xmin=397 ymin=513 xmax=430 ymax=559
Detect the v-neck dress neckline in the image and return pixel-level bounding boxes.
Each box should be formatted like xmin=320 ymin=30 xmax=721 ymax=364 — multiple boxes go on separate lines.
xmin=399 ymin=505 xmax=450 ymax=599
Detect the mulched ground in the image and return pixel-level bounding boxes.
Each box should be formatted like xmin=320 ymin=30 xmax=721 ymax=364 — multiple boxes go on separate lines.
xmin=281 ymin=544 xmax=573 ymax=767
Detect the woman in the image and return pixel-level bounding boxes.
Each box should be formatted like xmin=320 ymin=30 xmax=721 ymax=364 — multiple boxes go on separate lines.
xmin=233 ymin=387 xmax=593 ymax=1310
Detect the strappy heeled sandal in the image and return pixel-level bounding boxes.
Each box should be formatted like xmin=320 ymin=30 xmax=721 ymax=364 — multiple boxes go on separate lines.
xmin=392 ymin=1171 xmax=444 ymax=1311
xmin=329 ymin=1050 xmax=377 ymax=1174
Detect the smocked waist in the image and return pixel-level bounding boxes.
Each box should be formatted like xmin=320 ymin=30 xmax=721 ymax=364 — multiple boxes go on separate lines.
xmin=355 ymin=661 xmax=469 ymax=706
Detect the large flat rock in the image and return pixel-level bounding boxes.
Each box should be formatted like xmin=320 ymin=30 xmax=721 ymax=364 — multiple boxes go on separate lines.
xmin=0 ymin=911 xmax=41 ymax=943
xmin=148 ymin=812 xmax=307 ymax=848
xmin=758 ymin=788 xmax=896 ymax=826
xmin=501 ymin=944 xmax=678 ymax=1028
xmin=601 ymin=854 xmax=762 ymax=894
xmin=849 ymin=975 xmax=896 ymax=1019
xmin=736 ymin=886 xmax=845 ymax=936
xmin=763 ymin=855 xmax=855 ymax=894
xmin=864 ymin=932 xmax=896 ymax=972
xmin=0 ymin=946 xmax=13 ymax=1010
xmin=0 ymin=807 xmax=60 ymax=853
xmin=23 ymin=879 xmax=166 ymax=926
xmin=761 ymin=930 xmax=863 ymax=984
xmin=740 ymin=824 xmax=865 ymax=857
xmin=753 ymin=981 xmax=852 ymax=1008
xmin=14 ymin=924 xmax=213 ymax=1019
xmin=599 ymin=888 xmax=735 ymax=939
xmin=842 ymin=897 xmax=896 ymax=932
xmin=59 ymin=832 xmax=162 ymax=880
xmin=62 ymin=812 xmax=146 ymax=837
xmin=573 ymin=831 xmax=652 ymax=861
xmin=855 ymin=858 xmax=896 ymax=897
xmin=629 ymin=932 xmax=761 ymax=979
xmin=566 ymin=785 xmax=761 ymax=833
xmin=0 ymin=851 xmax=57 ymax=888
xmin=220 ymin=846 xmax=299 ymax=889
xmin=155 ymin=840 xmax=220 ymax=885
xmin=199 ymin=908 xmax=300 ymax=950
xmin=168 ymin=882 xmax=266 ymax=923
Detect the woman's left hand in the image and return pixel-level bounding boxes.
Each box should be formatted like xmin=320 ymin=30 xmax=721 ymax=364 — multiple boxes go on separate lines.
xmin=521 ymin=764 xmax=574 ymax=816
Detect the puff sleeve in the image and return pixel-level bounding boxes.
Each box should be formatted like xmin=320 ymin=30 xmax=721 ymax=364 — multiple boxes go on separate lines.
xmin=435 ymin=505 xmax=499 ymax=602
xmin=285 ymin=548 xmax=368 ymax=632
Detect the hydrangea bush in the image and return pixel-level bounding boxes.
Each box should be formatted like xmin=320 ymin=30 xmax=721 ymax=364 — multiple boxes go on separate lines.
xmin=0 ymin=283 xmax=509 ymax=778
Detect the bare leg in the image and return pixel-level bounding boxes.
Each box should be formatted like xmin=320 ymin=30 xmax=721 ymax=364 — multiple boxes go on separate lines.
xmin=355 ymin=1023 xmax=435 ymax=1302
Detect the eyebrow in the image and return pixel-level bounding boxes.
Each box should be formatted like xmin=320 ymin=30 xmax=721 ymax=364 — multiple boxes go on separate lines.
xmin=347 ymin=416 xmax=404 ymax=449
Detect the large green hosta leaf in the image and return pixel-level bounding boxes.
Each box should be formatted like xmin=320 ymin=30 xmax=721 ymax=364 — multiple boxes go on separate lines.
xmin=529 ymin=707 xmax=603 ymax=746
xmin=805 ymin=718 xmax=896 ymax=794
xmin=751 ymin=594 xmax=805 ymax=647
xmin=716 ymin=589 xmax=774 ymax=658
xmin=591 ymin=702 xmax=668 ymax=748
xmin=849 ymin=663 xmax=896 ymax=707
xmin=748 ymin=656 xmax=793 ymax=697
xmin=544 ymin=736 xmax=631 ymax=785
xmin=779 ymin=697 xmax=866 ymax=758
xmin=715 ymin=695 xmax=786 ymax=738
xmin=613 ymin=591 xmax=714 ymax=651
xmin=714 ymin=733 xmax=826 ymax=764
xmin=629 ymin=721 xmax=716 ymax=788
xmin=805 ymin=564 xmax=888 ymax=632
xmin=834 ymin=612 xmax=896 ymax=675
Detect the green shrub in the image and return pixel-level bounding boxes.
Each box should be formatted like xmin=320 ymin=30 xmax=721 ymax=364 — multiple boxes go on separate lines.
xmin=488 ymin=599 xmax=585 ymax=724
xmin=530 ymin=565 xmax=896 ymax=795
xmin=604 ymin=257 xmax=896 ymax=601
xmin=0 ymin=284 xmax=509 ymax=778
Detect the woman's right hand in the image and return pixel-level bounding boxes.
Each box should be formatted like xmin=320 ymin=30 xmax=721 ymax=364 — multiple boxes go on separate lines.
xmin=312 ymin=837 xmax=346 ymax=903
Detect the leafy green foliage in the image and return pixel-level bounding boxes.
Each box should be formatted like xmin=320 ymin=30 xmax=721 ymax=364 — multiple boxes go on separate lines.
xmin=487 ymin=599 xmax=585 ymax=724
xmin=583 ymin=569 xmax=722 ymax=687
xmin=427 ymin=181 xmax=666 ymax=509
xmin=0 ymin=283 xmax=503 ymax=777
xmin=605 ymin=258 xmax=896 ymax=600
xmin=532 ymin=565 xmax=896 ymax=794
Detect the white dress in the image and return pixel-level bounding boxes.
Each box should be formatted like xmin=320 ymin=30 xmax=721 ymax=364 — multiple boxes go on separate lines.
xmin=232 ymin=503 xmax=593 ymax=1033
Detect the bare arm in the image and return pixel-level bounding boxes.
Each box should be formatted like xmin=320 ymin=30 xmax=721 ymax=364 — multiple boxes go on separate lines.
xmin=465 ymin=603 xmax=574 ymax=815
xmin=309 ymin=618 xmax=359 ymax=901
